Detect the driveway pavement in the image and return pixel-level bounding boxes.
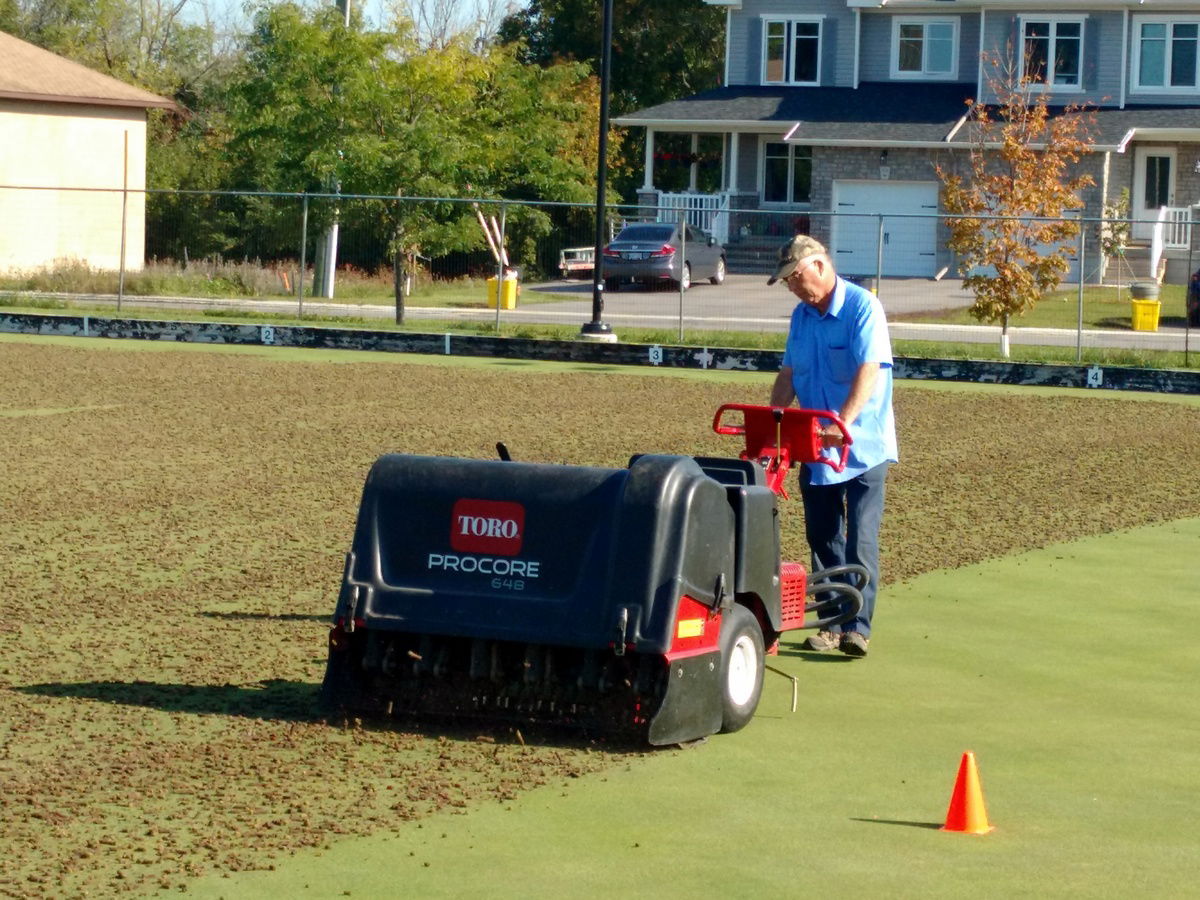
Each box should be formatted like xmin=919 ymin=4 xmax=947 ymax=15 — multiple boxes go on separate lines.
xmin=523 ymin=273 xmax=978 ymax=321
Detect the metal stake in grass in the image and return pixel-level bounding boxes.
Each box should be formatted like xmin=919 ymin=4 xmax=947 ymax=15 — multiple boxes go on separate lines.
xmin=763 ymin=664 xmax=798 ymax=713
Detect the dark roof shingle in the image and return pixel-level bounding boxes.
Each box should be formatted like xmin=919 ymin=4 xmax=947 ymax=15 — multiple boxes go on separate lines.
xmin=614 ymin=82 xmax=975 ymax=144
xmin=616 ymin=82 xmax=1200 ymax=149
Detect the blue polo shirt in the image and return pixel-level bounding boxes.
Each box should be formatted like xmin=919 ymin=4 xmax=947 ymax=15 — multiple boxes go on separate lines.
xmin=781 ymin=277 xmax=898 ymax=486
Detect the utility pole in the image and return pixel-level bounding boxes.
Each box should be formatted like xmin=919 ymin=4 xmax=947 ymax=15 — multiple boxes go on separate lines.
xmin=317 ymin=0 xmax=351 ymax=298
xmin=580 ymin=0 xmax=617 ymax=342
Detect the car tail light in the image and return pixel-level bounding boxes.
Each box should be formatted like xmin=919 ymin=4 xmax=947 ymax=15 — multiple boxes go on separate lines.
xmin=602 ymin=245 xmax=620 ymax=258
xmin=650 ymin=244 xmax=676 ymax=258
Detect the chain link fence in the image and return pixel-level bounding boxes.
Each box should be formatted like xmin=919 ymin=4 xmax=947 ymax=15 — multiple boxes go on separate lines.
xmin=0 ymin=184 xmax=1196 ymax=364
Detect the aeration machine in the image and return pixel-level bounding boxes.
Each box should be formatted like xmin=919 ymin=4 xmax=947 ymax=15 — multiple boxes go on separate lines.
xmin=320 ymin=404 xmax=867 ymax=745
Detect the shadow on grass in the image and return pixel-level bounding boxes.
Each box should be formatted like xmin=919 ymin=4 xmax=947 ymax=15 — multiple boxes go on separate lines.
xmin=199 ymin=611 xmax=329 ymax=622
xmin=775 ymin=648 xmax=859 ymax=663
xmin=17 ymin=678 xmax=323 ymax=722
xmin=1096 ymin=314 xmax=1192 ymax=330
xmin=850 ymin=817 xmax=944 ymax=830
xmin=14 ymin=680 xmax=649 ymax=752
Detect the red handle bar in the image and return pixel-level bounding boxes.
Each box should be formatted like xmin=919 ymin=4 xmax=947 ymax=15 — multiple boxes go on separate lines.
xmin=712 ymin=404 xmax=853 ymax=496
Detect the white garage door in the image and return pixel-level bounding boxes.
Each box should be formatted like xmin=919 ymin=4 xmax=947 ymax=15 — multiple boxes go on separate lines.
xmin=831 ymin=181 xmax=939 ymax=278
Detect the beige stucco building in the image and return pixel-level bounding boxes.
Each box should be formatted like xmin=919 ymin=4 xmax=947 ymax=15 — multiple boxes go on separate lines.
xmin=0 ymin=31 xmax=173 ymax=274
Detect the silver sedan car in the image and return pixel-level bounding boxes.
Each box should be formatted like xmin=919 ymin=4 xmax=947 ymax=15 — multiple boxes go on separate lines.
xmin=601 ymin=222 xmax=726 ymax=292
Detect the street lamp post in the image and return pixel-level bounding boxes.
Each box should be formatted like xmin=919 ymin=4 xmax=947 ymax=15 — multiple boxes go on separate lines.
xmin=580 ymin=0 xmax=617 ymax=342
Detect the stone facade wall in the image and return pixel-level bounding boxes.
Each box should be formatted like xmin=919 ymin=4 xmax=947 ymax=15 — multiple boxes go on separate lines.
xmin=636 ymin=134 xmax=1200 ymax=282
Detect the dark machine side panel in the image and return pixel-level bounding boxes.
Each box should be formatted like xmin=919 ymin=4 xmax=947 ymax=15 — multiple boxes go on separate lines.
xmin=692 ymin=456 xmax=783 ymax=631
xmin=338 ymin=453 xmax=736 ymax=655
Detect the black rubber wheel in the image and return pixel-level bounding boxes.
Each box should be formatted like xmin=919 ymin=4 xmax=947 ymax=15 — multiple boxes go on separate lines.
xmin=710 ymin=256 xmax=726 ymax=285
xmin=718 ymin=604 xmax=765 ymax=733
xmin=604 ymin=277 xmax=620 ymax=293
xmin=676 ymin=262 xmax=691 ymax=292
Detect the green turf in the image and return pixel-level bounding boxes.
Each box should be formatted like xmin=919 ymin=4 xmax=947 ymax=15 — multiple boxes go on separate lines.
xmin=884 ymin=283 xmax=1190 ymax=331
xmin=172 ymin=517 xmax=1200 ymax=899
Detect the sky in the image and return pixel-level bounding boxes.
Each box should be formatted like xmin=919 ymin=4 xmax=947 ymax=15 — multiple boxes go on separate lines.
xmin=178 ymin=0 xmax=513 ymax=45
xmin=179 ymin=0 xmax=394 ymax=31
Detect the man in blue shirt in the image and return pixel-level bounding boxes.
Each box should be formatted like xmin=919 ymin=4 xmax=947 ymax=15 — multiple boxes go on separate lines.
xmin=767 ymin=235 xmax=898 ymax=657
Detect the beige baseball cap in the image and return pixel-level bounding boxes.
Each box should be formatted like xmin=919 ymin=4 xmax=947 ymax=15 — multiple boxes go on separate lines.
xmin=766 ymin=235 xmax=828 ymax=285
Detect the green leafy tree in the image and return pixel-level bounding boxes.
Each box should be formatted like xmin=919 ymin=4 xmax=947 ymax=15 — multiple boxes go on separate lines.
xmin=498 ymin=0 xmax=722 ymax=115
xmin=1099 ymin=187 xmax=1133 ymax=288
xmin=498 ymin=0 xmax=722 ymax=198
xmin=221 ymin=1 xmax=601 ymax=311
xmin=7 ymin=0 xmax=227 ymax=101
xmin=0 ymin=0 xmax=19 ymax=32
xmin=6 ymin=1 xmax=239 ymax=259
xmin=9 ymin=0 xmax=605 ymax=284
xmin=936 ymin=53 xmax=1095 ymax=356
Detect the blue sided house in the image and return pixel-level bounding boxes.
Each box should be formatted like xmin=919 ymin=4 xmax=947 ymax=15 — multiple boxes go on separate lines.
xmin=614 ymin=0 xmax=1200 ymax=281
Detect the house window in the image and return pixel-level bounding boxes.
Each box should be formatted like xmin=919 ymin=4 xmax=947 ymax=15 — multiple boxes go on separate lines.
xmin=1134 ymin=18 xmax=1200 ymax=91
xmin=1021 ymin=17 xmax=1084 ymax=89
xmin=762 ymin=143 xmax=812 ymax=205
xmin=892 ymin=18 xmax=958 ymax=78
xmin=763 ymin=18 xmax=821 ymax=86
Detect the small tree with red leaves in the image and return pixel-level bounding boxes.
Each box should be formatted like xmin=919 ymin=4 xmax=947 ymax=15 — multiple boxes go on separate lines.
xmin=936 ymin=53 xmax=1096 ymax=356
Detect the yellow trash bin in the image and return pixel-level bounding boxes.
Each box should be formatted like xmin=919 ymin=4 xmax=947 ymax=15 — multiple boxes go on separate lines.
xmin=487 ymin=276 xmax=518 ymax=310
xmin=1130 ymin=299 xmax=1161 ymax=332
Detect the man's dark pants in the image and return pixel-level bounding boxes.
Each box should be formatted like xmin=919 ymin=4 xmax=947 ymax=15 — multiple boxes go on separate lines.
xmin=799 ymin=461 xmax=889 ymax=638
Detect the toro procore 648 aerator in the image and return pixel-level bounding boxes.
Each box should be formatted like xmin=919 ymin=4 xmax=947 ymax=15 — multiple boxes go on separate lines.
xmin=320 ymin=404 xmax=868 ymax=746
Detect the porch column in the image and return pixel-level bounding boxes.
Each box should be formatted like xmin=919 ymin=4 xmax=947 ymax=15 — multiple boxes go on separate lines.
xmin=727 ymin=132 xmax=740 ymax=193
xmin=643 ymin=128 xmax=655 ymax=192
xmin=689 ymin=134 xmax=699 ymax=192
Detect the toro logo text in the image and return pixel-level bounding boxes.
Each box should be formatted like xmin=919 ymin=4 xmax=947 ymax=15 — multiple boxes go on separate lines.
xmin=450 ymin=498 xmax=524 ymax=557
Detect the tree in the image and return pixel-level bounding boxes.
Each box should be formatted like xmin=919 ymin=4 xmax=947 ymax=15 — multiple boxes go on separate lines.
xmin=393 ymin=0 xmax=521 ymax=51
xmin=8 ymin=0 xmax=606 ymax=281
xmin=218 ymin=0 xmax=601 ymax=301
xmin=498 ymin=0 xmax=722 ymax=115
xmin=6 ymin=0 xmax=228 ymax=101
xmin=936 ymin=53 xmax=1095 ymax=357
xmin=498 ymin=0 xmax=722 ymax=199
xmin=6 ymin=1 xmax=244 ymax=260
xmin=1100 ymin=188 xmax=1132 ymax=288
xmin=0 ymin=0 xmax=19 ymax=32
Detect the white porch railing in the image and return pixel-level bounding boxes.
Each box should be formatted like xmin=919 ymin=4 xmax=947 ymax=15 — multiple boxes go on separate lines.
xmin=656 ymin=191 xmax=731 ymax=244
xmin=1158 ymin=206 xmax=1191 ymax=249
xmin=1149 ymin=206 xmax=1192 ymax=282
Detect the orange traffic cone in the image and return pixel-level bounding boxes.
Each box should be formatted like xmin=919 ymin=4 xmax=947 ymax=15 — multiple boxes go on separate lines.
xmin=941 ymin=751 xmax=994 ymax=834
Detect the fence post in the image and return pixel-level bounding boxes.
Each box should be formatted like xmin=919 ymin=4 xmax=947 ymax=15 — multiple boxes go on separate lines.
xmin=678 ymin=213 xmax=686 ymax=341
xmin=393 ymin=193 xmax=406 ymax=326
xmin=117 ymin=130 xmax=129 ymax=313
xmin=297 ymin=193 xmax=308 ymax=317
xmin=1186 ymin=230 xmax=1193 ymax=368
xmin=875 ymin=214 xmax=884 ymax=297
xmin=1076 ymin=220 xmax=1086 ymax=363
